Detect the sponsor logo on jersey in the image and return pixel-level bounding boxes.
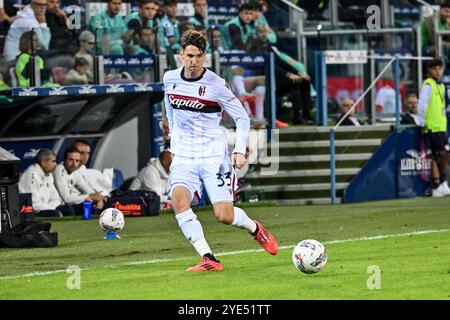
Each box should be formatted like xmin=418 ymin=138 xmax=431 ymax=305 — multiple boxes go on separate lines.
xmin=168 ymin=94 xmax=221 ymax=113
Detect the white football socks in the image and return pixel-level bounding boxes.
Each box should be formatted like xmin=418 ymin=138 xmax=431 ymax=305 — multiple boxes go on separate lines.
xmin=176 ymin=209 xmax=212 ymax=257
xmin=231 ymin=207 xmax=257 ymax=234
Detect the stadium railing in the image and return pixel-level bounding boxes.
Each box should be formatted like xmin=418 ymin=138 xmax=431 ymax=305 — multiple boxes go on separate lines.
xmin=310 ymin=26 xmax=427 ymax=126
xmin=328 ymin=54 xmax=435 ymax=204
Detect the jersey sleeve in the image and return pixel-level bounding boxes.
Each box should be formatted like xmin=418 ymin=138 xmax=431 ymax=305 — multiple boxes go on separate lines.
xmin=163 ymin=73 xmax=174 ymax=136
xmin=216 ymin=80 xmax=250 ymax=155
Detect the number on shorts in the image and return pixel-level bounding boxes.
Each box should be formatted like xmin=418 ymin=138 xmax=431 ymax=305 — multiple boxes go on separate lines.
xmin=217 ymin=171 xmax=232 ymax=187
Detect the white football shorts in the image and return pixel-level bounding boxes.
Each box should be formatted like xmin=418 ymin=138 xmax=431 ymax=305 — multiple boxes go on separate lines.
xmin=168 ymin=154 xmax=238 ymax=204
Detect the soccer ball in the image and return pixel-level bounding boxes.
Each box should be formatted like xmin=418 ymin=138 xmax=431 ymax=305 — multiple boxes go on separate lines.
xmin=99 ymin=208 xmax=125 ymax=234
xmin=292 ymin=239 xmax=327 ymax=274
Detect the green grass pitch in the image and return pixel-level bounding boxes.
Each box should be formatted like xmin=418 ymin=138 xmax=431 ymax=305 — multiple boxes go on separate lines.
xmin=0 ymin=197 xmax=449 ymax=300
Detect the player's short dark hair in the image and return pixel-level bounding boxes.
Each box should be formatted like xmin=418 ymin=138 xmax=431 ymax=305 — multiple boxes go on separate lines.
xmin=74 ymin=57 xmax=89 ymax=68
xmin=140 ymin=0 xmax=160 ymax=7
xmin=428 ymin=58 xmax=444 ymax=69
xmin=181 ymin=30 xmax=207 ymax=52
xmin=164 ymin=0 xmax=178 ymax=6
xmin=19 ymin=31 xmax=35 ymax=52
xmin=71 ymin=139 xmax=90 ymax=149
xmin=36 ymin=149 xmax=55 ymax=164
xmin=239 ymin=2 xmax=253 ymax=12
xmin=136 ymin=26 xmax=153 ymax=36
xmin=64 ymin=147 xmax=81 ymax=161
xmin=249 ymin=0 xmax=262 ymax=11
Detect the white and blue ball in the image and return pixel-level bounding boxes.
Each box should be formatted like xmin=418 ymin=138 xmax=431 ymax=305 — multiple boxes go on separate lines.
xmin=99 ymin=208 xmax=125 ymax=234
xmin=292 ymin=239 xmax=327 ymax=274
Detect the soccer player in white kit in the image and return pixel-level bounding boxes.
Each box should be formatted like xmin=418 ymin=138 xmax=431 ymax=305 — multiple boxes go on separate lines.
xmin=164 ymin=30 xmax=278 ymax=272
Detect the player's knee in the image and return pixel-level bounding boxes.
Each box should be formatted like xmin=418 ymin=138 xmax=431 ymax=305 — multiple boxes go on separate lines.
xmin=216 ymin=213 xmax=233 ymax=225
xmin=214 ymin=206 xmax=234 ymax=225
xmin=171 ymin=197 xmax=190 ymax=213
xmin=171 ymin=186 xmax=192 ymax=212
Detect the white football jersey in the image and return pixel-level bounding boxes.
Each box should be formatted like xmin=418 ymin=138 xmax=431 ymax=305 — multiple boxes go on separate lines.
xmin=163 ymin=67 xmax=250 ymax=158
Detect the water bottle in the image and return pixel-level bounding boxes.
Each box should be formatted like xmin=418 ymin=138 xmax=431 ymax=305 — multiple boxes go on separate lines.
xmin=83 ymin=198 xmax=93 ymax=221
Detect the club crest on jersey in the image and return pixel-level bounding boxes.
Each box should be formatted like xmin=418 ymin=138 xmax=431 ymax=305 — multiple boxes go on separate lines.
xmin=198 ymin=85 xmax=206 ymax=96
xmin=173 ymin=83 xmax=177 ymax=90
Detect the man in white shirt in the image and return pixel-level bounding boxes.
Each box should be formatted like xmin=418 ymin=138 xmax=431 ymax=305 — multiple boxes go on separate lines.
xmin=71 ymin=139 xmax=120 ymax=196
xmin=130 ymin=149 xmax=172 ymax=207
xmin=53 ymin=147 xmax=106 ymax=215
xmin=18 ymin=149 xmax=67 ymax=217
xmin=164 ymin=30 xmax=278 ymax=272
xmin=3 ymin=0 xmax=51 ymax=62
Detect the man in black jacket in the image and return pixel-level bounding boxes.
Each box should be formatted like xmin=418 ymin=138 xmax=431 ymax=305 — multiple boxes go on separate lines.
xmin=400 ymin=93 xmax=419 ymax=125
xmin=46 ymin=0 xmax=76 ymax=53
xmin=335 ymin=98 xmax=361 ymax=126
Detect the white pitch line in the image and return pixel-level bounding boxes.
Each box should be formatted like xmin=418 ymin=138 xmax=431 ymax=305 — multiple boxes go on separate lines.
xmin=0 ymin=229 xmax=449 ymax=281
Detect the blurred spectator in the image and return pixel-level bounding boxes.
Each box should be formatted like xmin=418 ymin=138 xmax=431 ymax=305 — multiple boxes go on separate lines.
xmin=375 ymin=83 xmax=401 ymax=118
xmin=133 ymin=26 xmax=156 ymax=54
xmin=209 ymin=25 xmax=224 ymax=53
xmin=250 ymin=0 xmax=276 ymax=44
xmin=129 ymin=149 xmax=172 ymax=208
xmin=222 ymin=2 xmax=254 ymax=51
xmin=3 ymin=0 xmax=51 ymax=62
xmin=422 ymin=2 xmax=450 ymax=56
xmin=178 ymin=20 xmax=195 ymax=42
xmin=188 ymin=0 xmax=210 ymax=29
xmin=88 ymin=0 xmax=126 ymax=55
xmin=0 ymin=1 xmax=17 ymax=52
xmin=18 ymin=149 xmax=74 ymax=217
xmin=401 ymin=93 xmax=419 ymax=125
xmin=53 ymin=146 xmax=106 ymax=215
xmin=46 ymin=0 xmax=76 ymax=53
xmin=0 ymin=73 xmax=10 ymax=91
xmin=71 ymin=139 xmax=124 ymax=196
xmin=75 ymin=30 xmax=94 ymax=82
xmin=15 ymin=31 xmax=52 ymax=88
xmin=161 ymin=0 xmax=181 ymax=52
xmin=124 ymin=0 xmax=166 ymax=53
xmin=336 ymin=98 xmax=361 ymax=126
xmin=229 ymin=65 xmax=267 ymax=126
xmin=247 ymin=24 xmax=314 ymax=125
xmin=63 ymin=56 xmax=89 ymax=85
xmin=0 ymin=7 xmax=15 ymax=25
